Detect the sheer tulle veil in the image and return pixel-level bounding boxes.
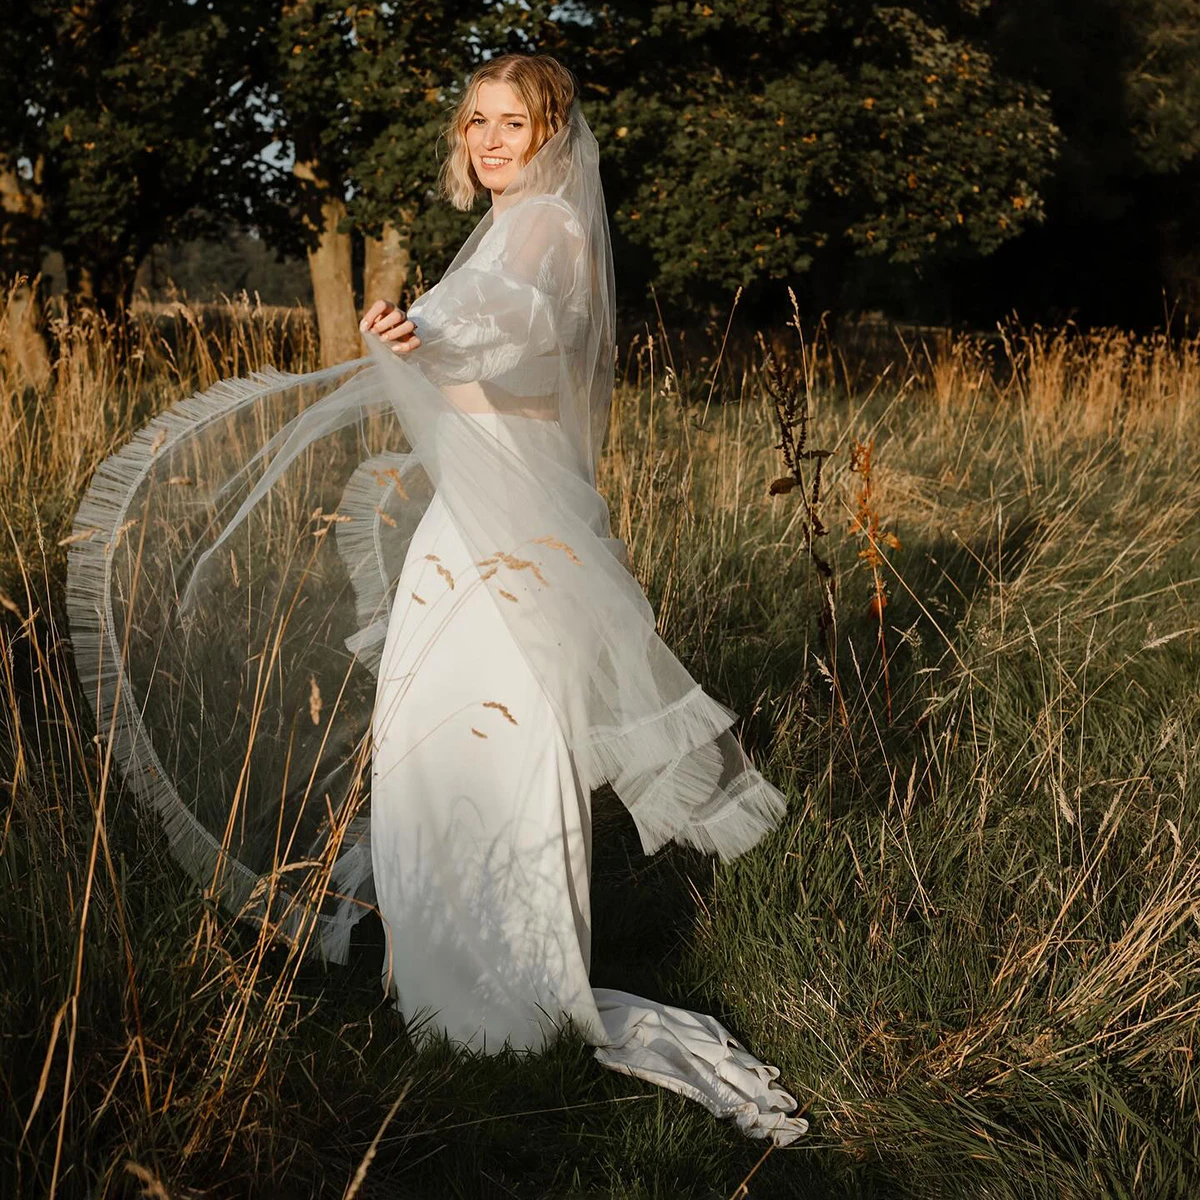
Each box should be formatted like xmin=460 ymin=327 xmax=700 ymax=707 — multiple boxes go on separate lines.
xmin=65 ymin=101 xmax=789 ymax=962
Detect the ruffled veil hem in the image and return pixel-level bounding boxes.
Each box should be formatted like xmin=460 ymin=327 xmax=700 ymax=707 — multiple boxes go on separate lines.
xmin=65 ymin=363 xmax=381 ymax=963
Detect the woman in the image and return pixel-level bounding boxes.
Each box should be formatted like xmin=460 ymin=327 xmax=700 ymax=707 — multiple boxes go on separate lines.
xmin=65 ymin=53 xmax=806 ymax=1145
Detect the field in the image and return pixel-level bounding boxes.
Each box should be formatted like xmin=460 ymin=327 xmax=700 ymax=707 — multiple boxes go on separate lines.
xmin=2 ymin=289 xmax=1199 ymax=1199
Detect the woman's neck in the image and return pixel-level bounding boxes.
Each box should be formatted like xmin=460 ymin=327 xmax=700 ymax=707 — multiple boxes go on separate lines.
xmin=490 ymin=187 xmax=517 ymax=216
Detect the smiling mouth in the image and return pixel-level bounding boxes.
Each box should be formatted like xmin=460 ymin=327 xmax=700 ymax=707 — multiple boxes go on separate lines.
xmin=479 ymin=156 xmax=511 ymax=168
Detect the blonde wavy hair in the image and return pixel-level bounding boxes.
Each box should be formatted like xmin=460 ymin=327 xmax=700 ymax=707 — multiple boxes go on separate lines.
xmin=439 ymin=54 xmax=578 ymax=211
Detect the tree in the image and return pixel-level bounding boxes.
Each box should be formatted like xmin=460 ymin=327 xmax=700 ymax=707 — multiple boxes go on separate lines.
xmin=532 ymin=1 xmax=1059 ymax=317
xmin=0 ymin=0 xmax=273 ymax=315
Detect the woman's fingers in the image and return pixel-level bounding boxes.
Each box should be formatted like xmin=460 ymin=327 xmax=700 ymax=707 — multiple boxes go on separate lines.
xmin=373 ymin=308 xmax=409 ymax=334
xmin=359 ymin=302 xmax=419 ymax=355
xmin=379 ymin=318 xmax=416 ymax=342
xmin=388 ymin=334 xmax=421 ymax=356
xmin=359 ymin=299 xmax=393 ymax=331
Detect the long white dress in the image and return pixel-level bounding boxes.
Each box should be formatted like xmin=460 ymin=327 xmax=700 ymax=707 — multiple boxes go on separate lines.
xmin=63 ymin=104 xmax=807 ymax=1148
xmin=370 ymin=410 xmax=808 ymax=1146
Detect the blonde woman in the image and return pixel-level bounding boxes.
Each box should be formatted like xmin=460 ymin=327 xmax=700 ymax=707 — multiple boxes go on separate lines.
xmin=66 ymin=52 xmax=806 ymax=1145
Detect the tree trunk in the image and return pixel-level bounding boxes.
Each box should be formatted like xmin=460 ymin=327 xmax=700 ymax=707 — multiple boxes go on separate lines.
xmin=294 ymin=159 xmax=360 ymax=368
xmin=364 ymin=214 xmax=412 ymax=309
xmin=0 ymin=154 xmax=51 ymax=389
xmin=3 ymin=278 xmax=51 ymax=390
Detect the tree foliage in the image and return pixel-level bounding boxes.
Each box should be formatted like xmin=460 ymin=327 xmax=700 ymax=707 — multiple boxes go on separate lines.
xmin=2 ymin=0 xmax=1197 ymax=326
xmin=259 ymin=2 xmax=462 ymax=256
xmin=565 ymin=1 xmax=1058 ymax=310
xmin=1 ymin=0 xmax=270 ymax=310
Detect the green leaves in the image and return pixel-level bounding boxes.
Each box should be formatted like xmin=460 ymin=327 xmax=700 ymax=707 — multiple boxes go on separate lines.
xmin=8 ymin=0 xmax=1193 ymax=323
xmin=3 ymin=0 xmax=276 ymax=308
xmin=588 ymin=0 xmax=1058 ymax=310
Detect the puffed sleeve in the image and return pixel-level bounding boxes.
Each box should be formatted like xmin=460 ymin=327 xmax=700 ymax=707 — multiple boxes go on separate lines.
xmin=405 ymin=196 xmax=585 ymax=386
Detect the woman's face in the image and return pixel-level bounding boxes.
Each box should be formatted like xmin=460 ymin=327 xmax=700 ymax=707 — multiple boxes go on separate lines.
xmin=464 ymin=80 xmax=534 ymax=196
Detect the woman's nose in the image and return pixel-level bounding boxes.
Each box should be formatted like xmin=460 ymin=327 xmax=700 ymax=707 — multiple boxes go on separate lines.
xmin=482 ymin=124 xmax=502 ymax=148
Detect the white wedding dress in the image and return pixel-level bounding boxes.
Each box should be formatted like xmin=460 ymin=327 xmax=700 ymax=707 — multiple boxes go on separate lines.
xmin=370 ymin=410 xmax=807 ymax=1145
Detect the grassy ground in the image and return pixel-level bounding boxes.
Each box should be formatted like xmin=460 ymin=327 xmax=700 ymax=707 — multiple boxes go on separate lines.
xmin=2 ymin=289 xmax=1198 ymax=1198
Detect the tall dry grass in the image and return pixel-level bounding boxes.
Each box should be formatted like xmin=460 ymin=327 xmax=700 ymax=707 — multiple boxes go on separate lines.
xmin=2 ymin=284 xmax=1199 ymax=1198
xmin=601 ymin=309 xmax=1200 ymax=1197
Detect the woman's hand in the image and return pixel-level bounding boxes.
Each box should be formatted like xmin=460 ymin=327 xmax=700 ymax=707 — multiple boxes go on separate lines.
xmin=360 ymin=300 xmax=422 ymax=356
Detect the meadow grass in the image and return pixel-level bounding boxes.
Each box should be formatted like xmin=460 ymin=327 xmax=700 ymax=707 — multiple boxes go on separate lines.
xmin=1 ymin=287 xmax=1198 ymax=1199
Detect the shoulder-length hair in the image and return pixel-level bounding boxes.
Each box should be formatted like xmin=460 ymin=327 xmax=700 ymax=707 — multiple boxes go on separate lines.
xmin=439 ymin=54 xmax=578 ymax=211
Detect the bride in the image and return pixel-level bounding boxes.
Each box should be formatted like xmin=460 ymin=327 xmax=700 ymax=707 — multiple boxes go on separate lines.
xmin=65 ymin=52 xmax=807 ymax=1146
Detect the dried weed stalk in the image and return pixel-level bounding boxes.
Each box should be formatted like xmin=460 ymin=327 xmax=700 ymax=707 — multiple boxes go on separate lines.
xmin=848 ymin=438 xmax=902 ymax=722
xmin=761 ymin=316 xmax=845 ymax=724
xmin=762 ymin=350 xmax=832 ymax=580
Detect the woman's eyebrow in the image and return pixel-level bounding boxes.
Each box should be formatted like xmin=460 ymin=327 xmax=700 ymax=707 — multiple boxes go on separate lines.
xmin=472 ymin=110 xmax=529 ymax=119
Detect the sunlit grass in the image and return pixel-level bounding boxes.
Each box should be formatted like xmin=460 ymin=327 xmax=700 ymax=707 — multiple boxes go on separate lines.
xmin=2 ymin=285 xmax=1198 ymax=1198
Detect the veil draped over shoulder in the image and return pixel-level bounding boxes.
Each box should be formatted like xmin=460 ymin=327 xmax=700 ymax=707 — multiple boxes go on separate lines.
xmin=65 ymin=103 xmax=789 ymax=962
